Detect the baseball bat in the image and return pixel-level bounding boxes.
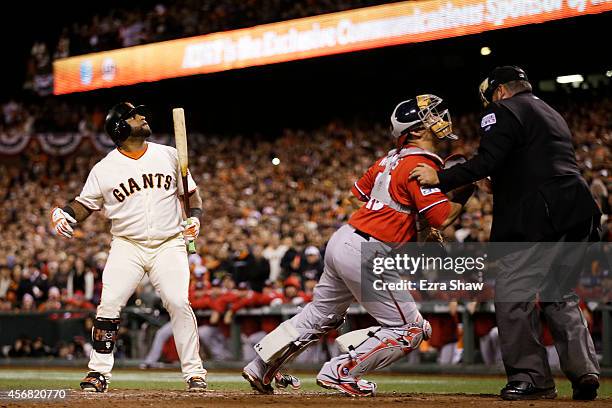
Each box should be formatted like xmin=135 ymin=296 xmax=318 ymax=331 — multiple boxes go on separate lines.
xmin=172 ymin=107 xmax=197 ymax=254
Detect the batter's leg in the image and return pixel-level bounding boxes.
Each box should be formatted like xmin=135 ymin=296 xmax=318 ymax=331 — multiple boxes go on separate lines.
xmin=87 ymin=237 xmax=146 ymax=382
xmin=148 ymin=237 xmax=206 ymax=382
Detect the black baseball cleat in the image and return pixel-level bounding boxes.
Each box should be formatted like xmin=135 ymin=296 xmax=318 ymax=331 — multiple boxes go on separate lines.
xmin=274 ymin=372 xmax=301 ymax=390
xmin=242 ymin=370 xmax=274 ymax=395
xmin=186 ymin=375 xmax=208 ymax=392
xmin=572 ymin=374 xmax=599 ymax=400
xmin=500 ymin=381 xmax=557 ymax=400
xmin=80 ymin=371 xmax=108 ymax=393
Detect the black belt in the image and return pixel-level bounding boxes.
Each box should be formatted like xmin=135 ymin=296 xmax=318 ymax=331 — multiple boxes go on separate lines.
xmin=354 ymin=228 xmax=371 ymax=241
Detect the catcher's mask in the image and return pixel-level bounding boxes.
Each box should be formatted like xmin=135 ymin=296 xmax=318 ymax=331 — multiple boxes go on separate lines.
xmin=390 ymin=94 xmax=457 ymax=142
xmin=104 ymin=102 xmax=150 ymax=146
xmin=479 ymin=65 xmax=529 ymax=107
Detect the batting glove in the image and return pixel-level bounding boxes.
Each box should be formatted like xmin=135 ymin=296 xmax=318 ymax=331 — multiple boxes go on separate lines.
xmin=181 ymin=217 xmax=200 ymax=241
xmin=51 ymin=207 xmax=77 ymax=238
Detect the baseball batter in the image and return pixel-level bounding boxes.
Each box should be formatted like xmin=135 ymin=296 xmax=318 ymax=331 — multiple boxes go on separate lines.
xmin=242 ymin=95 xmax=474 ymax=396
xmin=51 ymin=102 xmax=208 ymax=392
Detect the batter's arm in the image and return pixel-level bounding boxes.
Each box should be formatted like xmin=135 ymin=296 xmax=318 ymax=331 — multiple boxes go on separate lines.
xmin=51 ymin=200 xmax=93 ymax=238
xmin=187 ymin=187 xmax=203 ymax=219
xmin=63 ymin=200 xmax=94 ymax=222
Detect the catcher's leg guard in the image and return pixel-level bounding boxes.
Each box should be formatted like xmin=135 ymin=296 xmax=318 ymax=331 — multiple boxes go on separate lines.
xmin=254 ymin=313 xmax=345 ymax=385
xmin=321 ymin=319 xmax=431 ymax=380
xmin=80 ymin=371 xmax=109 ymax=393
xmin=92 ymin=317 xmax=120 ymax=354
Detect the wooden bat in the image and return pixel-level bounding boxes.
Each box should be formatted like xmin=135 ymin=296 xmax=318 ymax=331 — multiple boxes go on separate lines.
xmin=172 ymin=108 xmax=196 ymax=254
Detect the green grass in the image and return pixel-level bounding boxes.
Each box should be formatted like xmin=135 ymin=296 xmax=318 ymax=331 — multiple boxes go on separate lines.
xmin=0 ymin=369 xmax=610 ymax=398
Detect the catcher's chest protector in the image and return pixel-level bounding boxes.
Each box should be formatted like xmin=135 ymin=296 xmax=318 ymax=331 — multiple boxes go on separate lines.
xmin=370 ymin=147 xmax=444 ymax=214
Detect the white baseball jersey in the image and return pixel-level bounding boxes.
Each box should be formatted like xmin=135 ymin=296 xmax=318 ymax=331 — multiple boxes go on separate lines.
xmin=76 ymin=141 xmax=196 ymax=245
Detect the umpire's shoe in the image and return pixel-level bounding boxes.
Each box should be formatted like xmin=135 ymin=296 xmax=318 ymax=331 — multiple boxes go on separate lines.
xmin=186 ymin=375 xmax=208 ymax=392
xmin=80 ymin=371 xmax=108 ymax=393
xmin=242 ymin=369 xmax=274 ymax=395
xmin=500 ymin=381 xmax=557 ymax=400
xmin=572 ymin=374 xmax=599 ymax=400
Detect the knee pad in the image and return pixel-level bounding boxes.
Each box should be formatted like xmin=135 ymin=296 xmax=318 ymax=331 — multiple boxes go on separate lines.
xmin=335 ymin=319 xmax=431 ymax=378
xmin=92 ymin=317 xmax=120 ymax=354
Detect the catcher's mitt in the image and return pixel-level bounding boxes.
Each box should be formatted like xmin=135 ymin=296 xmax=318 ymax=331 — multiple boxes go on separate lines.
xmin=417 ymin=215 xmax=446 ymax=244
xmin=425 ymin=227 xmax=445 ymax=244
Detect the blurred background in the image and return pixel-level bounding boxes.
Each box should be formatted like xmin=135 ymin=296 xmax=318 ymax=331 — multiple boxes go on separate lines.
xmin=0 ymin=0 xmax=610 ymax=372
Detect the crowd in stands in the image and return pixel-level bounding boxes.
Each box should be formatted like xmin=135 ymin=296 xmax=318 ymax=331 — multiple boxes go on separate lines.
xmin=0 ymin=93 xmax=610 ymax=361
xmin=25 ymin=0 xmax=394 ymax=93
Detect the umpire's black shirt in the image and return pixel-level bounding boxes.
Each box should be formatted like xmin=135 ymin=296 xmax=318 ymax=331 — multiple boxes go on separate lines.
xmin=438 ymin=91 xmax=601 ymax=242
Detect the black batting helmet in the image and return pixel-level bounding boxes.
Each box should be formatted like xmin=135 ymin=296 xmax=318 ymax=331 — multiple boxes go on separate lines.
xmin=104 ymin=102 xmax=148 ymax=146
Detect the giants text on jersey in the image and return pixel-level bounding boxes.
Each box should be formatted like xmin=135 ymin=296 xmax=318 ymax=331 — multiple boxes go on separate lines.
xmin=76 ymin=142 xmax=196 ymax=245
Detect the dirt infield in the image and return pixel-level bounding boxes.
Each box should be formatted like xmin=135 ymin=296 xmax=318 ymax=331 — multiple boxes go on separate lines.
xmin=3 ymin=390 xmax=611 ymax=408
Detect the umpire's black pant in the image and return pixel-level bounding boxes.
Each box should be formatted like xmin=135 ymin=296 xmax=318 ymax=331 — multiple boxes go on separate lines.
xmin=494 ymin=217 xmax=601 ymax=388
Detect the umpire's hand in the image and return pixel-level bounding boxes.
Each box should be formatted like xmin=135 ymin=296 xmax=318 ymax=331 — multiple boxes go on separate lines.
xmin=409 ymin=163 xmax=439 ymax=186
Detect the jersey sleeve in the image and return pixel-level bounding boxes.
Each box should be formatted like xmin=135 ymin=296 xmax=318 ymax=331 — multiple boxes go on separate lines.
xmin=396 ymin=156 xmax=450 ymax=228
xmin=75 ymin=166 xmax=104 ymax=211
xmin=406 ymin=178 xmax=449 ymax=215
xmin=351 ymin=158 xmax=383 ymax=201
xmin=438 ymin=103 xmax=519 ymax=192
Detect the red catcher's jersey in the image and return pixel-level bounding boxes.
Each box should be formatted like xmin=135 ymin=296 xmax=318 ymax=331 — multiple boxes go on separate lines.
xmin=349 ymin=150 xmax=450 ymax=243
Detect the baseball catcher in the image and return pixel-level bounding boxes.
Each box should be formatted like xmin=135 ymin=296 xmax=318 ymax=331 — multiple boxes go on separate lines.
xmin=242 ymin=94 xmax=474 ymax=396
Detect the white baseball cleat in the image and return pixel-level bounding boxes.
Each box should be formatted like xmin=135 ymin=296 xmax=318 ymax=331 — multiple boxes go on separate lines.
xmin=316 ymin=362 xmax=377 ymax=397
xmin=316 ymin=376 xmax=377 ymax=397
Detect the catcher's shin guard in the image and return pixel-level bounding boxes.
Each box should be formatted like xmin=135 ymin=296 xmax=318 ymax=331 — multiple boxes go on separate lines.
xmin=333 ymin=320 xmax=431 ymax=378
xmin=255 ymin=314 xmax=345 ymax=385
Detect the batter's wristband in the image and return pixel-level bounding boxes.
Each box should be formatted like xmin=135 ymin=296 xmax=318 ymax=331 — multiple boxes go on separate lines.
xmin=189 ymin=208 xmax=203 ymax=220
xmin=61 ymin=205 xmax=77 ymax=220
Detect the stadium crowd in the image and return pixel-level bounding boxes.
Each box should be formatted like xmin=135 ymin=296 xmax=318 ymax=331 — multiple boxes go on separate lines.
xmin=0 ymin=93 xmax=610 ymax=362
xmin=26 ymin=0 xmax=394 ymax=91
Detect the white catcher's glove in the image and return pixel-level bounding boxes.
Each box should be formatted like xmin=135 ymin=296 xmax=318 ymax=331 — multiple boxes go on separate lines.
xmin=181 ymin=217 xmax=200 ymax=241
xmin=51 ymin=207 xmax=77 ymax=238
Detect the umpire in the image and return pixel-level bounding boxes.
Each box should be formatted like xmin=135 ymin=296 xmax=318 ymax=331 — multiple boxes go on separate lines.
xmin=410 ymin=66 xmax=602 ymax=401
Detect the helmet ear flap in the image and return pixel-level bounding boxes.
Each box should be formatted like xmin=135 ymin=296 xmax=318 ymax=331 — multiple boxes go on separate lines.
xmin=115 ymin=119 xmax=131 ymax=140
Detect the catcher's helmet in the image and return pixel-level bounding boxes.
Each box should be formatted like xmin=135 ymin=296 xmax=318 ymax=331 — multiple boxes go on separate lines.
xmin=104 ymin=102 xmax=149 ymax=146
xmin=390 ymin=94 xmax=457 ymax=141
xmin=479 ymin=65 xmax=528 ymax=107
